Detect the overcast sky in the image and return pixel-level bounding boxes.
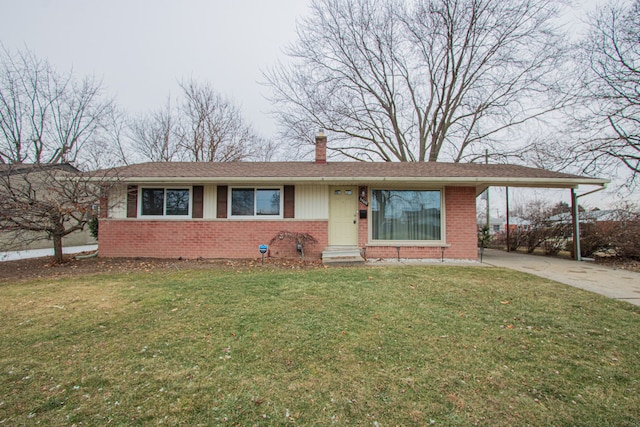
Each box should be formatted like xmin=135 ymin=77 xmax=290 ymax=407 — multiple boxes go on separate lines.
xmin=0 ymin=0 xmax=312 ymax=137
xmin=1 ymin=0 xmax=604 ymax=140
xmin=2 ymin=0 xmax=629 ymax=208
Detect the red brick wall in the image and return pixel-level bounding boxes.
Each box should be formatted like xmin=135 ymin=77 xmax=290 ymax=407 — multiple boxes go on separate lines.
xmin=99 ymin=186 xmax=478 ymax=261
xmin=444 ymin=186 xmax=477 ymax=259
xmin=359 ymin=186 xmax=478 ymax=261
xmin=364 ymin=245 xmax=450 ymax=260
xmin=98 ymin=220 xmax=328 ymax=260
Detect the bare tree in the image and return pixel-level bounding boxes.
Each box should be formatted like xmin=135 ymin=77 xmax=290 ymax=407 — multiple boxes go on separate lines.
xmin=129 ymin=97 xmax=183 ymax=162
xmin=0 ymin=48 xmax=119 ymax=263
xmin=0 ymin=164 xmax=116 ymax=263
xmin=574 ymin=0 xmax=640 ymax=182
xmin=0 ymin=47 xmax=113 ymax=165
xmin=128 ymin=80 xmax=264 ymax=162
xmin=178 ymin=79 xmax=256 ymax=162
xmin=79 ymin=107 xmax=133 ymax=169
xmin=250 ymin=136 xmax=282 ymax=161
xmin=265 ymin=0 xmax=570 ymax=163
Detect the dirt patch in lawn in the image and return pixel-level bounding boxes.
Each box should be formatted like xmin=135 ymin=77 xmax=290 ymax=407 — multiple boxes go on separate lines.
xmin=0 ymin=254 xmax=323 ymax=283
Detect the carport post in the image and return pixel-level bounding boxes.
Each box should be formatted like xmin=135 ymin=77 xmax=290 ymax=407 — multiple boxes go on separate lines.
xmin=572 ymin=185 xmax=609 ymax=261
xmin=571 ymin=188 xmax=581 ymax=262
xmin=505 ymin=186 xmax=510 ymax=252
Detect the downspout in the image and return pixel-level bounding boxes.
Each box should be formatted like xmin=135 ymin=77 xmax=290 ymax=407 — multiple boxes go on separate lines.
xmin=572 ymin=184 xmax=608 ymax=262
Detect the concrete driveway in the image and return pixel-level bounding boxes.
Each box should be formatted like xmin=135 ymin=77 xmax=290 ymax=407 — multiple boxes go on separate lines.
xmin=481 ymin=249 xmax=640 ymax=306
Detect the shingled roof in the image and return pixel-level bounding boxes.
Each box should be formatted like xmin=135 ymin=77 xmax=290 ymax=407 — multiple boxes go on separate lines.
xmin=97 ymin=161 xmax=608 ymax=193
xmin=0 ymin=163 xmax=79 ymax=176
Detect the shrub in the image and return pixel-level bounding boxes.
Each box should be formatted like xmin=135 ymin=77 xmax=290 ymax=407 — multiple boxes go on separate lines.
xmin=478 ymin=225 xmax=491 ymax=248
xmin=607 ymin=211 xmax=640 ymax=260
xmin=576 ymin=222 xmax=611 ymax=258
xmin=89 ymin=217 xmax=99 ymax=240
xmin=269 ymin=231 xmax=318 ymax=259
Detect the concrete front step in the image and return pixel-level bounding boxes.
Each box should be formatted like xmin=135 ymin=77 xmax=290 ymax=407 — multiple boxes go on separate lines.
xmin=322 ymin=246 xmax=365 ymax=266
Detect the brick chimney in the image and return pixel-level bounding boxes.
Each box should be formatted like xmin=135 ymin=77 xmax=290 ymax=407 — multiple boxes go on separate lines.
xmin=315 ymin=130 xmax=327 ymax=164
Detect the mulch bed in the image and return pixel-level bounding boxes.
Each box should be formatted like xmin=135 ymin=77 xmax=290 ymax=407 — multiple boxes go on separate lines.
xmin=0 ymin=254 xmax=323 ymax=283
xmin=1 ymin=252 xmax=637 ymax=284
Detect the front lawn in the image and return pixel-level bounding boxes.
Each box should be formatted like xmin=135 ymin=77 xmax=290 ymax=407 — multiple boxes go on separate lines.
xmin=1 ymin=266 xmax=638 ymax=425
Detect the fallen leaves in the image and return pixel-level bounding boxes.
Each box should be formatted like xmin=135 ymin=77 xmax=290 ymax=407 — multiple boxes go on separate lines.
xmin=220 ymin=347 xmax=232 ymax=360
xmin=0 ymin=256 xmax=324 ymax=283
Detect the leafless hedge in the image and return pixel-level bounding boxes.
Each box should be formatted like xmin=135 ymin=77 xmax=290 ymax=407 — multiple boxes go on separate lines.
xmin=489 ymin=205 xmax=640 ymax=260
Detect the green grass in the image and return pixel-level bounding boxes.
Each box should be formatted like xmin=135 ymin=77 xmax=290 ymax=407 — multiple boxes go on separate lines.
xmin=1 ymin=265 xmax=639 ymax=426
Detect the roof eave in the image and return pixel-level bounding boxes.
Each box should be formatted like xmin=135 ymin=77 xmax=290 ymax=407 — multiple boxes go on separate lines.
xmin=105 ymin=175 xmax=609 ymax=188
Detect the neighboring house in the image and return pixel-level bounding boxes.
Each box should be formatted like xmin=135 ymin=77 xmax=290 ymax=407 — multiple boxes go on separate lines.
xmin=95 ymin=133 xmax=607 ymax=262
xmin=479 ymin=217 xmax=530 ymax=235
xmin=0 ymin=163 xmax=97 ymax=252
xmin=478 ymin=217 xmax=504 ymax=234
xmin=505 ymin=217 xmax=532 ymax=233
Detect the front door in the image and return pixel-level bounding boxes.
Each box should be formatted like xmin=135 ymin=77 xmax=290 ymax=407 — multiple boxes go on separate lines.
xmin=329 ymin=186 xmax=358 ymax=246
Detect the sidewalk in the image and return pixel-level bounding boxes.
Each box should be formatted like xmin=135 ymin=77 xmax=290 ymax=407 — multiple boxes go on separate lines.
xmin=481 ymin=249 xmax=640 ymax=306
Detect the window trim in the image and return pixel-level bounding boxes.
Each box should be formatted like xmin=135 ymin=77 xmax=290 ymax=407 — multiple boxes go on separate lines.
xmin=368 ymin=187 xmax=446 ymax=245
xmin=228 ymin=186 xmax=284 ymax=219
xmin=138 ymin=186 xmax=193 ymax=219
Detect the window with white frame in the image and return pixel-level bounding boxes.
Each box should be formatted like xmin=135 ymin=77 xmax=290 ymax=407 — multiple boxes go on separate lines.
xmin=230 ymin=187 xmax=281 ymax=217
xmin=371 ymin=189 xmax=442 ymax=241
xmin=140 ymin=187 xmax=191 ymax=217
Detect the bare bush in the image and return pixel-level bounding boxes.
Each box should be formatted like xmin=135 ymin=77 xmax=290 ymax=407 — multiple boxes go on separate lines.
xmin=540 ymin=222 xmax=571 ymax=256
xmin=576 ymin=221 xmax=611 ymax=258
xmin=269 ymin=231 xmax=319 ymax=259
xmin=599 ymin=208 xmax=640 ymax=259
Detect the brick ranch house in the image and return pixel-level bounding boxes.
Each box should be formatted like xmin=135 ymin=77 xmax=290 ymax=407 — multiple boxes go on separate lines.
xmin=95 ymin=134 xmax=607 ymax=262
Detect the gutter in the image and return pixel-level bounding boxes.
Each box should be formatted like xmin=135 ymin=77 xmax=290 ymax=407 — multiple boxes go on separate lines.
xmin=93 ymin=175 xmax=610 ymax=188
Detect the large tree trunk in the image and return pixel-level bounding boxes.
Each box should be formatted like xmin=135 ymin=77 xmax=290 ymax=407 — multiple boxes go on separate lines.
xmin=52 ymin=234 xmax=64 ymax=264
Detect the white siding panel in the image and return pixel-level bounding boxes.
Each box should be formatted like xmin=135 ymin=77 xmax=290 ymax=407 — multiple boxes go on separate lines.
xmin=296 ymin=184 xmax=329 ymax=219
xmin=109 ymin=184 xmax=127 ymax=219
xmin=203 ymin=185 xmax=217 ymax=219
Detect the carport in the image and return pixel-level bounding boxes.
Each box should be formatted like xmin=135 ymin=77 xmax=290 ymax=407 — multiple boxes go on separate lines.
xmin=475 ymin=176 xmax=609 ymax=261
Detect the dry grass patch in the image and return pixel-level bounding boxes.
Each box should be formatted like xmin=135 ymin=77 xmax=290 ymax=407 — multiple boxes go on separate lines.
xmin=1 ymin=266 xmax=639 ymax=426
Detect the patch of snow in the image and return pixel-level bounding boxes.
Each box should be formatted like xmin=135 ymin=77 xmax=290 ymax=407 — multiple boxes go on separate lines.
xmin=0 ymin=244 xmax=98 ymax=262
